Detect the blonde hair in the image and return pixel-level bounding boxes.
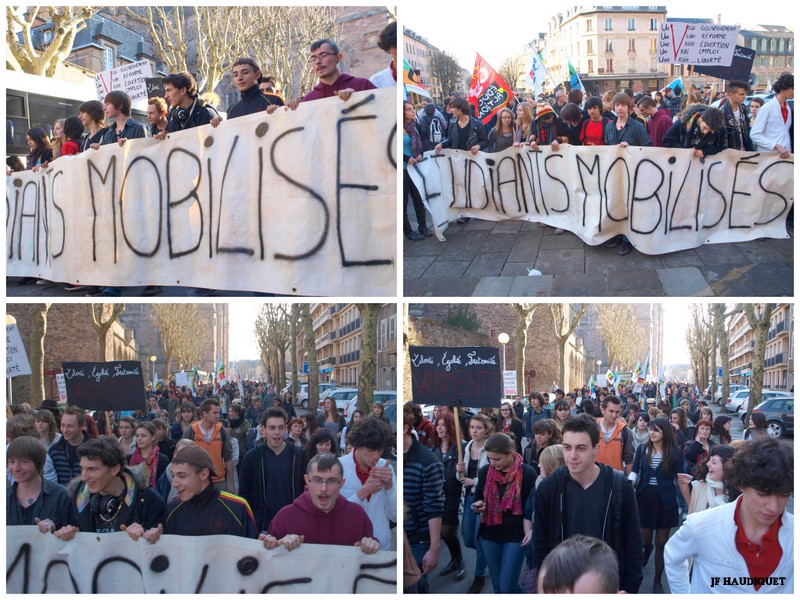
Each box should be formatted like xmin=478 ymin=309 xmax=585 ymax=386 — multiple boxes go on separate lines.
xmin=538 ymin=444 xmax=565 ymax=477
xmin=52 ymin=118 xmax=65 ymax=157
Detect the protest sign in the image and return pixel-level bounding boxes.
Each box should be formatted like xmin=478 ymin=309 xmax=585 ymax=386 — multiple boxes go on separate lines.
xmin=6 ymin=527 xmax=396 ymax=594
xmin=145 ymin=77 xmax=166 ymax=100
xmin=409 ymin=346 xmax=502 ymax=408
xmin=61 ymin=361 xmax=145 ymax=411
xmin=175 ymin=371 xmax=189 ymax=387
xmin=407 ymin=145 xmax=792 ymax=255
xmin=56 ymin=373 xmax=68 ymax=403
xmin=6 ymin=89 xmax=396 ymax=295
xmin=7 ymin=323 xmax=32 ymax=377
xmin=95 ymin=60 xmax=155 ymax=103
xmin=692 ymin=45 xmax=756 ymax=82
xmin=504 ymin=371 xmax=518 ymax=397
xmin=658 ymin=22 xmax=738 ymax=66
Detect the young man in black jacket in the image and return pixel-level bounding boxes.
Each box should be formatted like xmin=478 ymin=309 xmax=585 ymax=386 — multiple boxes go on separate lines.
xmin=51 ymin=437 xmax=166 ymax=541
xmin=533 ymin=413 xmax=643 ymax=594
xmin=227 ymin=57 xmax=284 ymax=119
xmin=159 ymin=71 xmax=222 ymax=137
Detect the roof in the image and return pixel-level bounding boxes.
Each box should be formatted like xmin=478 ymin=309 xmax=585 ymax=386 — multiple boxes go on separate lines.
xmin=70 ymin=15 xmax=160 ymax=65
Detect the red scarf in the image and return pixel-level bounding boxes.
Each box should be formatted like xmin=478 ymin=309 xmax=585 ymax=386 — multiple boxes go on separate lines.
xmin=129 ymin=444 xmax=160 ymax=487
xmin=390 ymin=60 xmax=396 ymax=82
xmin=353 ymin=449 xmax=373 ymax=501
xmin=483 ymin=453 xmax=523 ymax=526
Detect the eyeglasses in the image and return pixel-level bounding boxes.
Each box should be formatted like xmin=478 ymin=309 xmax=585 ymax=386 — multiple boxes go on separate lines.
xmin=308 ymin=477 xmax=341 ymax=487
xmin=308 ymin=52 xmax=335 ymax=64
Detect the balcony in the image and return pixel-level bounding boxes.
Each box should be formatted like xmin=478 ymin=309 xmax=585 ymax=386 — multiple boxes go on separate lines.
xmin=312 ymin=306 xmax=334 ymax=329
xmin=339 ymin=350 xmax=361 ymax=364
xmin=767 ymin=320 xmax=789 ymax=340
xmin=729 ymin=339 xmax=755 ymax=360
xmin=338 ymin=317 xmax=362 ymax=337
xmin=765 ymin=353 xmax=786 ymax=368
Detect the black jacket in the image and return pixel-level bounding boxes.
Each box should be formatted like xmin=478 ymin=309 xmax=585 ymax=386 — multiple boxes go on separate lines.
xmin=227 ymin=85 xmax=284 ymax=119
xmin=65 ymin=466 xmax=166 ymax=533
xmin=7 ymin=479 xmax=70 ymax=528
xmin=441 ymin=116 xmax=489 ymax=152
xmin=721 ymin=99 xmax=754 ymax=152
xmin=164 ymin=482 xmax=258 ymax=538
xmin=662 ymin=104 xmax=727 ymax=156
xmin=239 ymin=443 xmax=307 ymax=533
xmin=166 ymin=98 xmax=219 ymax=133
xmin=533 ymin=463 xmax=643 ymax=593
xmin=101 ymin=118 xmax=148 ymax=144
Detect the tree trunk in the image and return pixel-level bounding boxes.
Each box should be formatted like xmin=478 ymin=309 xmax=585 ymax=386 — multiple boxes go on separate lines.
xmin=90 ymin=304 xmax=125 ymax=361
xmin=712 ymin=304 xmax=730 ymax=404
xmin=356 ymin=304 xmax=380 ymax=414
xmin=28 ymin=304 xmax=51 ymax=408
xmin=512 ymin=304 xmax=538 ymax=397
xmin=300 ymin=305 xmax=319 ymax=413
xmin=742 ymin=304 xmax=773 ymax=419
xmin=290 ymin=305 xmax=299 ymax=401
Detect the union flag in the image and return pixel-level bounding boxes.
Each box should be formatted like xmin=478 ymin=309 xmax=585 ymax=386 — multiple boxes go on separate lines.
xmin=468 ymin=53 xmax=512 ymax=125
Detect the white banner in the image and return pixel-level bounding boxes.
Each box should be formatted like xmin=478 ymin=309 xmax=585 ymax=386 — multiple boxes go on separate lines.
xmin=95 ymin=60 xmax=155 ymax=103
xmin=6 ymin=527 xmax=396 ymax=594
xmin=6 ymin=323 xmax=32 ymax=377
xmin=657 ymin=22 xmax=739 ymax=66
xmin=407 ymin=146 xmax=792 ymax=255
xmin=7 ymin=89 xmax=396 ymax=295
xmin=56 ymin=373 xmax=68 ymax=402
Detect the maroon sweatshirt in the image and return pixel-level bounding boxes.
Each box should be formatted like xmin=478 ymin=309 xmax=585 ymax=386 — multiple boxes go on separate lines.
xmin=302 ymin=73 xmax=376 ymax=102
xmin=268 ymin=491 xmax=374 ymax=546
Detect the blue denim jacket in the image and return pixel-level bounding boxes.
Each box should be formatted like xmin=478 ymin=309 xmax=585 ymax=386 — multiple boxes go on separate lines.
xmin=632 ymin=445 xmax=687 ymax=510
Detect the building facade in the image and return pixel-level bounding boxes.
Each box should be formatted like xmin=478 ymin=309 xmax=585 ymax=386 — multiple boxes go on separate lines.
xmin=403 ymin=27 xmax=444 ymax=101
xmin=764 ymin=304 xmax=793 ymax=391
xmin=739 ymin=26 xmax=794 ymax=90
xmin=543 ymin=6 xmax=668 ymax=96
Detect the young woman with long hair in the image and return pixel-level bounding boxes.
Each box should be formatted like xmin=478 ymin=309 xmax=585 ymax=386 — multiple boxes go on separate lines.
xmin=487 ymin=107 xmax=516 ymax=153
xmin=677 ymin=444 xmax=737 ymax=514
xmin=128 ymin=422 xmax=169 ymax=488
xmin=455 ymin=413 xmax=494 ymax=593
xmin=742 ymin=411 xmax=768 ymax=440
xmin=630 ymin=417 xmax=687 ymax=593
xmin=402 ymin=100 xmax=430 ymax=240
xmin=34 ymin=409 xmax=61 ymax=450
xmin=497 ymin=401 xmax=524 ymax=455
xmin=552 ymin=400 xmax=571 ymax=433
xmin=710 ymin=415 xmax=732 ymax=445
xmin=305 ymin=427 xmax=339 ymax=459
xmin=25 ymin=127 xmax=53 ymax=170
xmin=340 ymin=409 xmax=363 ymax=452
xmin=523 ymin=418 xmax=560 ymax=476
xmin=513 ymin=103 xmax=534 ymax=146
xmin=51 ymin=118 xmax=65 ymax=158
xmin=117 ymin=415 xmax=137 ymax=454
xmin=171 ymin=402 xmax=197 ymax=441
xmin=316 ymin=397 xmax=346 ymax=443
xmin=471 ymin=432 xmax=535 ymax=594
xmin=433 ymin=412 xmax=466 ymax=580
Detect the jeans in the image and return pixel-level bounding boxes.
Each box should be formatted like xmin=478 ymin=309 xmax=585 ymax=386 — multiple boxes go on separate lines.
xmin=405 ymin=539 xmax=430 ymax=593
xmin=462 ymin=493 xmax=486 ymax=577
xmin=481 ymin=537 xmax=526 ymax=594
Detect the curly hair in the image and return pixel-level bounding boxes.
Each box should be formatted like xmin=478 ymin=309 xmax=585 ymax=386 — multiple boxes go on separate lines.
xmin=347 ymin=415 xmax=392 ymax=451
xmin=724 ymin=438 xmax=793 ymax=496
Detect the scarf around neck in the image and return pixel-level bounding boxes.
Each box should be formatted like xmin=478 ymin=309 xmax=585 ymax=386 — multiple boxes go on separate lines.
xmin=129 ymin=444 xmax=160 ymax=487
xmin=705 ymin=475 xmax=728 ymax=507
xmin=483 ymin=453 xmax=523 ymax=526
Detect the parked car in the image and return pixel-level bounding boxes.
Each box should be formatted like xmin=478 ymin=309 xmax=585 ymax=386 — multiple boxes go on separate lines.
xmin=711 ymin=384 xmax=747 ymax=405
xmin=343 ymin=390 xmax=398 ymax=421
xmin=295 ymin=382 xmax=335 ymax=409
xmin=728 ymin=389 xmax=792 ymax=414
xmin=750 ymin=397 xmax=794 ymax=438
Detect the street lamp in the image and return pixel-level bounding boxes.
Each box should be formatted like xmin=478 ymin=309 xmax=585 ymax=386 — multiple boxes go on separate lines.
xmin=150 ymin=355 xmax=157 ymax=386
xmin=498 ymin=332 xmax=509 ymax=397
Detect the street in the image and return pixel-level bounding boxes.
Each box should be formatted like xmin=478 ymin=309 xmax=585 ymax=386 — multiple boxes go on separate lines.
xmin=404 ymin=220 xmax=794 ymax=297
xmin=425 ymin=400 xmax=793 ymax=594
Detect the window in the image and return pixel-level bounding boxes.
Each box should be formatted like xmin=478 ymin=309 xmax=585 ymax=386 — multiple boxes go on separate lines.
xmin=588 ymin=59 xmax=594 ymax=73
xmin=606 ymin=38 xmax=613 ymax=52
xmin=607 ymin=59 xmax=614 ymax=73
xmin=587 ymin=39 xmax=593 ymax=53
xmin=604 ymin=18 xmax=613 ymax=31
xmin=650 ymin=39 xmax=657 ymax=52
xmin=586 ymin=19 xmax=593 ymax=32
xmin=779 ymin=39 xmax=785 ymax=52
xmin=770 ymin=39 xmax=776 ymax=52
xmin=628 ymin=39 xmax=636 ymax=52
xmin=650 ymin=18 xmax=658 ymax=31
xmin=628 ymin=18 xmax=636 ymax=31
xmin=380 ymin=319 xmax=387 ymax=350
xmin=389 ymin=315 xmax=396 ymax=340
xmin=103 ymin=46 xmax=113 ymax=70
xmin=42 ymin=29 xmax=53 ymax=45
xmin=628 ymin=58 xmax=636 ymax=72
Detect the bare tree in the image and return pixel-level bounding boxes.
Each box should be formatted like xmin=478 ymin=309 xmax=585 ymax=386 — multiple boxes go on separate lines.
xmin=299 ymin=305 xmax=320 ymax=413
xmin=254 ymin=305 xmax=291 ymax=390
xmin=6 ymin=6 xmax=97 ymax=77
xmin=285 ymin=304 xmax=301 ymax=402
xmin=151 ymin=304 xmax=211 ymax=379
xmin=90 ymin=304 xmax=125 ymax=361
xmin=597 ymin=304 xmax=648 ymax=370
xmin=511 ymin=303 xmax=539 ymax=397
xmin=738 ymin=303 xmax=774 ymax=419
xmin=429 ymin=49 xmax=465 ymax=98
xmin=246 ymin=6 xmax=339 ymax=100
xmin=498 ymin=54 xmax=527 ymax=90
xmin=355 ymin=304 xmax=380 ymax=414
xmin=550 ymin=303 xmax=587 ymax=390
xmin=685 ymin=305 xmax=714 ymax=392
xmin=710 ymin=304 xmax=731 ymax=404
xmin=28 ymin=303 xmax=51 ymax=408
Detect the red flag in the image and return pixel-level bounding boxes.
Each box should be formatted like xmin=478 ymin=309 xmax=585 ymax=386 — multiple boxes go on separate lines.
xmin=468 ymin=53 xmax=512 ymax=125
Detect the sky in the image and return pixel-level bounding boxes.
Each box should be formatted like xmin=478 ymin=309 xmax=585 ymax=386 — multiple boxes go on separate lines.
xmin=403 ymin=2 xmax=788 ymax=70
xmin=662 ymin=303 xmax=691 ymax=365
xmin=228 ymin=302 xmax=263 ymax=362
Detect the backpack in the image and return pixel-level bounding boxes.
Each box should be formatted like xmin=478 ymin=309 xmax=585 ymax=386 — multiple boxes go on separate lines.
xmin=428 ymin=116 xmax=443 ymax=144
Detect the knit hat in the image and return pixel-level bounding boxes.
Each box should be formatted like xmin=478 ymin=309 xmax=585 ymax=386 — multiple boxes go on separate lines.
xmin=172 ymin=446 xmax=219 ymax=478
xmin=535 ymin=104 xmax=557 ymax=121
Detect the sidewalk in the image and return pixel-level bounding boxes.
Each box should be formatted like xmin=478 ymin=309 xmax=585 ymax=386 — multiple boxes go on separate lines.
xmin=404 ymin=220 xmax=794 ymax=297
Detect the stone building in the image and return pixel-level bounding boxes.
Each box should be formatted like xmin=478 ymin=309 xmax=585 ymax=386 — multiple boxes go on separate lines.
xmin=8 ymin=304 xmax=138 ymax=406
xmin=764 ymin=304 xmax=793 ymax=391
xmin=738 ymin=26 xmax=794 ymax=90
xmin=543 ymin=6 xmax=668 ymax=95
xmin=403 ymin=27 xmax=445 ymax=101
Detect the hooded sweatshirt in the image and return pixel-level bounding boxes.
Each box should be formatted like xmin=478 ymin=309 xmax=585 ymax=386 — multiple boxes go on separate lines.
xmin=302 ymin=73 xmax=376 ymax=102
xmin=268 ymin=491 xmax=374 ymax=546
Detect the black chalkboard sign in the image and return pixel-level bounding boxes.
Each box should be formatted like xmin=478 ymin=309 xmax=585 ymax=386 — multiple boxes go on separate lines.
xmin=692 ymin=45 xmax=755 ymax=82
xmin=145 ymin=77 xmax=165 ymax=99
xmin=62 ymin=361 xmax=146 ymax=411
xmin=409 ymin=346 xmax=502 ymax=408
